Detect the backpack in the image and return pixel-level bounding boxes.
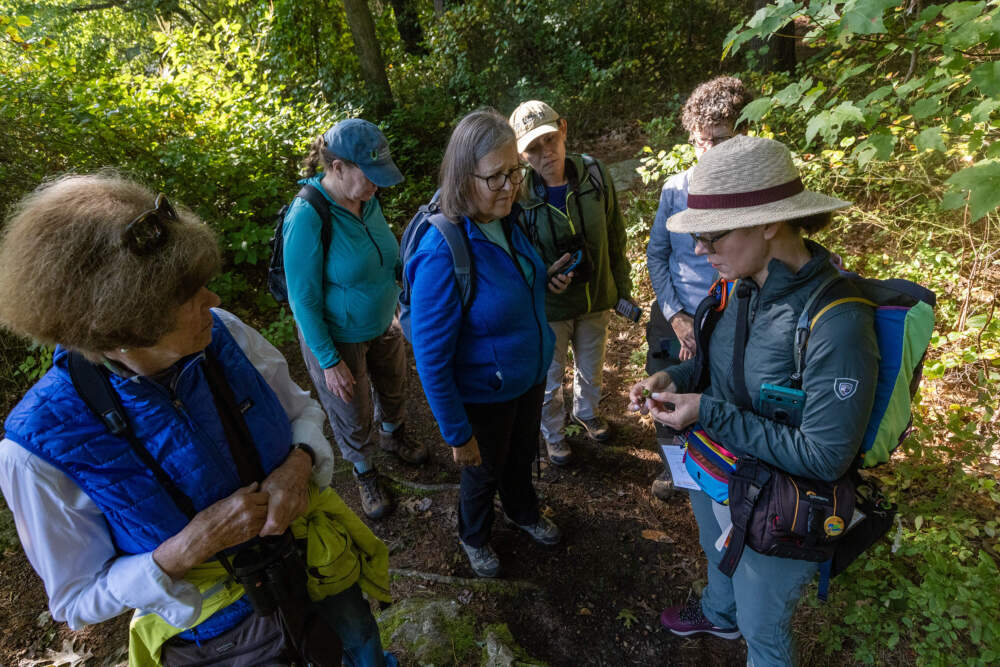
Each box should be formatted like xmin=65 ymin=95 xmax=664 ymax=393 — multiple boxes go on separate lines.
xmin=794 ymin=272 xmax=936 ymax=467
xmin=397 ymin=191 xmax=475 ymax=342
xmin=267 ymin=184 xmax=333 ymax=304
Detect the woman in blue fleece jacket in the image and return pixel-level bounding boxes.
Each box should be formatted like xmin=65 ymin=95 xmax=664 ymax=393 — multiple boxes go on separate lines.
xmin=406 ymin=109 xmax=571 ymax=578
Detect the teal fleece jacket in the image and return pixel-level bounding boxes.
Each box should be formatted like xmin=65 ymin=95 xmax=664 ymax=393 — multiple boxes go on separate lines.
xmin=283 ymin=175 xmax=401 ymax=368
xmin=667 ymin=242 xmax=880 ymax=482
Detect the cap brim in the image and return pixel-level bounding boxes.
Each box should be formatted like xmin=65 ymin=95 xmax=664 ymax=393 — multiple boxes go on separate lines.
xmin=516 ymin=123 xmax=560 ymax=153
xmin=360 ymin=160 xmax=404 ymax=188
xmin=666 ymin=190 xmax=852 ymax=233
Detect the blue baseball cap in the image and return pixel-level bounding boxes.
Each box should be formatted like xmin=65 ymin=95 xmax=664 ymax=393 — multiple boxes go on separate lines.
xmin=322 ymin=119 xmax=404 ymax=188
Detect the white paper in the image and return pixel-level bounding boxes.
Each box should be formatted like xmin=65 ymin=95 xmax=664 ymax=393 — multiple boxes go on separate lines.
xmin=712 ymin=500 xmax=733 ymax=552
xmin=661 ymin=444 xmax=699 ymax=491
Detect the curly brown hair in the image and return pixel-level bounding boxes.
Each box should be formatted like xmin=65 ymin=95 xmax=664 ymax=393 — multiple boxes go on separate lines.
xmin=680 ymin=76 xmax=754 ymax=133
xmin=0 ymin=172 xmax=220 ymax=357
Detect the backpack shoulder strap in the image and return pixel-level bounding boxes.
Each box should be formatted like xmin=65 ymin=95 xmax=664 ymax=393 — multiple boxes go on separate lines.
xmin=791 ymin=274 xmax=875 ymax=388
xmin=427 ymin=214 xmax=474 ymax=311
xmin=580 ymin=153 xmax=605 ymax=197
xmin=296 ymin=184 xmax=333 ymax=255
xmin=67 ymin=353 xmax=198 ymax=519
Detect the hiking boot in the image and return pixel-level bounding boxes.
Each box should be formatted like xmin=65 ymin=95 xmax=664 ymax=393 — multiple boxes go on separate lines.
xmin=354 ymin=468 xmax=392 ymax=519
xmin=379 ymin=424 xmax=429 ymax=465
xmin=506 ymin=513 xmax=561 ymax=546
xmin=459 ymin=540 xmax=502 ymax=578
xmin=651 ymin=469 xmax=676 ymax=501
xmin=571 ymin=413 xmax=610 ymax=442
xmin=660 ymin=597 xmax=741 ymax=639
xmin=545 ymin=438 xmax=572 ymax=466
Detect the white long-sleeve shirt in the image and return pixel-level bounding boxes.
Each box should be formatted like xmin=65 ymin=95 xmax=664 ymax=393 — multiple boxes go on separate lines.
xmin=0 ymin=308 xmax=333 ymax=630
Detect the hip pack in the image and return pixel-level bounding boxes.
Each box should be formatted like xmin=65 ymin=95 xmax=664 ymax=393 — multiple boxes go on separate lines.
xmin=719 ymin=457 xmax=856 ymax=574
xmin=682 ymin=427 xmax=737 ymax=505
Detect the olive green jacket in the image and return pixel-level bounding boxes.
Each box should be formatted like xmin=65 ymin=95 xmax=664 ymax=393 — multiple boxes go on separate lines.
xmin=519 ymin=153 xmax=631 ymax=322
xmin=667 ymin=242 xmax=879 ymax=482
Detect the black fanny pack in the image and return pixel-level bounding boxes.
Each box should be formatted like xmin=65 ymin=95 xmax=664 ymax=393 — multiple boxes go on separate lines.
xmin=719 ymin=457 xmax=855 ymax=574
xmin=719 ymin=457 xmax=896 ymax=600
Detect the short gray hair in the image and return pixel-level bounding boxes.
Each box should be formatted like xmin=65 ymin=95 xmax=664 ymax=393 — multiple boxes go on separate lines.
xmin=438 ymin=109 xmax=515 ymax=221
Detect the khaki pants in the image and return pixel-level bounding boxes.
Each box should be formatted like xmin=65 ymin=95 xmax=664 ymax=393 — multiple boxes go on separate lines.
xmin=299 ymin=319 xmax=407 ymax=465
xmin=540 ymin=309 xmax=612 ymax=443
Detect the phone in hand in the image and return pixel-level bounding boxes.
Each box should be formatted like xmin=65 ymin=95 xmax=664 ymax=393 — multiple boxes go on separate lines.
xmin=614 ymin=298 xmax=642 ymax=322
xmin=560 ymin=249 xmax=583 ymax=276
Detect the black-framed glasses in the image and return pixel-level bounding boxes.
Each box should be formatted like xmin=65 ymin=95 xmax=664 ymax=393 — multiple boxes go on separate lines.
xmin=122 ymin=193 xmax=176 ymax=255
xmin=689 ymin=133 xmax=733 ymax=149
xmin=474 ymin=166 xmax=526 ymax=192
xmin=690 ymin=229 xmax=734 ymax=253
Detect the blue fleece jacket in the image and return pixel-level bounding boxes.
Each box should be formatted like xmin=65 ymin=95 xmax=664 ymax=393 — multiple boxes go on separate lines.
xmin=406 ymin=216 xmax=554 ymax=446
xmin=283 ymin=175 xmax=401 ymax=368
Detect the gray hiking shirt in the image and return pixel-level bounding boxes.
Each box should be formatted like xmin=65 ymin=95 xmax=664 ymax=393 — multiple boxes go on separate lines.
xmin=667 ymin=241 xmax=879 ymax=482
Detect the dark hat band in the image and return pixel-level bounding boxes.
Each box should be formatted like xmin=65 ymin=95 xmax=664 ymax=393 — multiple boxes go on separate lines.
xmin=686 ymin=178 xmax=804 ymax=210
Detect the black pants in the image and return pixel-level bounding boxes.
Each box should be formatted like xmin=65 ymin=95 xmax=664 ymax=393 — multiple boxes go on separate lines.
xmin=458 ymin=383 xmax=544 ymax=547
xmin=646 ymin=300 xmax=683 ymax=440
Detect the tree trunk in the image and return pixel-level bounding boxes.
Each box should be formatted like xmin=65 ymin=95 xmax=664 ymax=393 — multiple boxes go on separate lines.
xmin=748 ymin=0 xmax=796 ymax=72
xmin=341 ymin=0 xmax=394 ymax=115
xmin=389 ymin=0 xmax=426 ymax=55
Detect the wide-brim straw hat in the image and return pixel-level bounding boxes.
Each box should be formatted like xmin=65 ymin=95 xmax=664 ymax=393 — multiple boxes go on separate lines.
xmin=667 ymin=135 xmax=851 ymax=233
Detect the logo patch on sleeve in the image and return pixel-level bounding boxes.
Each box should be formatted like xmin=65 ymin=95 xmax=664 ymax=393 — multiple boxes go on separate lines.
xmin=833 ymin=378 xmax=859 ymax=400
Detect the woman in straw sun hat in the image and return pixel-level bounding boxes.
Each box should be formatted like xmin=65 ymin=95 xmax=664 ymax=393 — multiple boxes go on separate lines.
xmin=629 ymin=135 xmax=879 ymax=666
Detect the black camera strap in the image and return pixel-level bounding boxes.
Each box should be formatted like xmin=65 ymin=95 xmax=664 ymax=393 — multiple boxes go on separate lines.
xmin=731 ymin=281 xmax=755 ymax=410
xmin=201 ymin=351 xmax=266 ymax=486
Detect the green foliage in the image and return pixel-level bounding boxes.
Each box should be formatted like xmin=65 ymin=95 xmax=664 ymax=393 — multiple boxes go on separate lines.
xmin=259 ymin=308 xmax=297 ymax=348
xmin=725 ymin=0 xmax=1000 ymax=221
xmin=636 ymin=142 xmax=696 ymax=187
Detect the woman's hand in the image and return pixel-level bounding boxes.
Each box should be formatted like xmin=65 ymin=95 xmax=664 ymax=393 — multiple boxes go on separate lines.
xmin=452 ymin=436 xmax=482 ymax=467
xmin=324 ymin=360 xmax=355 ymax=403
xmin=648 ymin=391 xmax=701 ymax=431
xmin=546 ymin=253 xmax=574 ymax=294
xmin=258 ymin=448 xmax=312 ymax=537
xmin=669 ymin=313 xmax=697 ymax=361
xmin=152 ymin=483 xmax=270 ymax=579
xmin=628 ymin=371 xmax=676 ymax=414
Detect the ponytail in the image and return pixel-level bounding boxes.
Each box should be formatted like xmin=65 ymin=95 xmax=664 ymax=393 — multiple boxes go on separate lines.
xmin=302 ymin=136 xmax=328 ymax=177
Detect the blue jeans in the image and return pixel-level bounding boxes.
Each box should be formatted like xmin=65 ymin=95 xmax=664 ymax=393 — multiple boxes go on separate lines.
xmin=315 ymin=584 xmax=395 ymax=667
xmin=689 ymin=489 xmax=818 ymax=667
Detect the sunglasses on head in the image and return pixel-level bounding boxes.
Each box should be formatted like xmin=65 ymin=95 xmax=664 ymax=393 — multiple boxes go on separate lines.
xmin=122 ymin=193 xmax=175 ymax=255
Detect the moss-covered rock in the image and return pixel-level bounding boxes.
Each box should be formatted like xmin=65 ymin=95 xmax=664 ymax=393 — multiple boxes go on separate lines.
xmin=378 ymin=597 xmax=478 ymax=665
xmin=377 ymin=598 xmax=546 ymax=666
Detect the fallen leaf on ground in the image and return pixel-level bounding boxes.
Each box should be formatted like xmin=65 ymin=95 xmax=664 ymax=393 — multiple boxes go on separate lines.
xmin=641 ymin=529 xmax=673 ymax=543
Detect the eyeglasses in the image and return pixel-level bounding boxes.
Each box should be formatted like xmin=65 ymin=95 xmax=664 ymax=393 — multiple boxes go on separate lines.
xmin=122 ymin=193 xmax=176 ymax=255
xmin=689 ymin=134 xmax=733 ymax=149
xmin=689 ymin=229 xmax=734 ymax=253
xmin=474 ymin=166 xmax=526 ymax=192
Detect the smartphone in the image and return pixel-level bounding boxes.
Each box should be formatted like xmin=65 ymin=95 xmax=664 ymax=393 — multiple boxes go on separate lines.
xmin=561 ymin=249 xmax=583 ymax=276
xmin=614 ymin=298 xmax=642 ymax=322
xmin=759 ymin=383 xmax=806 ymax=427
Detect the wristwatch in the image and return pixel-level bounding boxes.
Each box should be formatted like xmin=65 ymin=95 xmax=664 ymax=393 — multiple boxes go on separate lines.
xmin=291 ymin=443 xmax=317 ymax=467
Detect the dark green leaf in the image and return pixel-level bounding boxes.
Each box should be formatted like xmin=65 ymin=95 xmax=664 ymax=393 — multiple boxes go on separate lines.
xmin=910 ymin=98 xmax=940 ymax=120
xmin=971 ymin=61 xmax=1000 ymax=96
xmin=841 ymin=0 xmax=899 ymax=35
xmin=915 ymin=127 xmax=946 ymax=153
xmin=944 ymin=160 xmax=1000 ymax=220
xmin=738 ymin=97 xmax=773 ymax=124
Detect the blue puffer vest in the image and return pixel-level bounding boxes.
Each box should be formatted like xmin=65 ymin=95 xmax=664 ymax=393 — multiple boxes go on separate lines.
xmin=4 ymin=312 xmax=292 ymax=555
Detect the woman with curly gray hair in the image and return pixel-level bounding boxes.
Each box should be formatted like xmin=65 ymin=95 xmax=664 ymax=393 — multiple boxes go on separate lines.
xmin=0 ymin=173 xmax=395 ymax=666
xmin=646 ymin=76 xmax=753 ymax=500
